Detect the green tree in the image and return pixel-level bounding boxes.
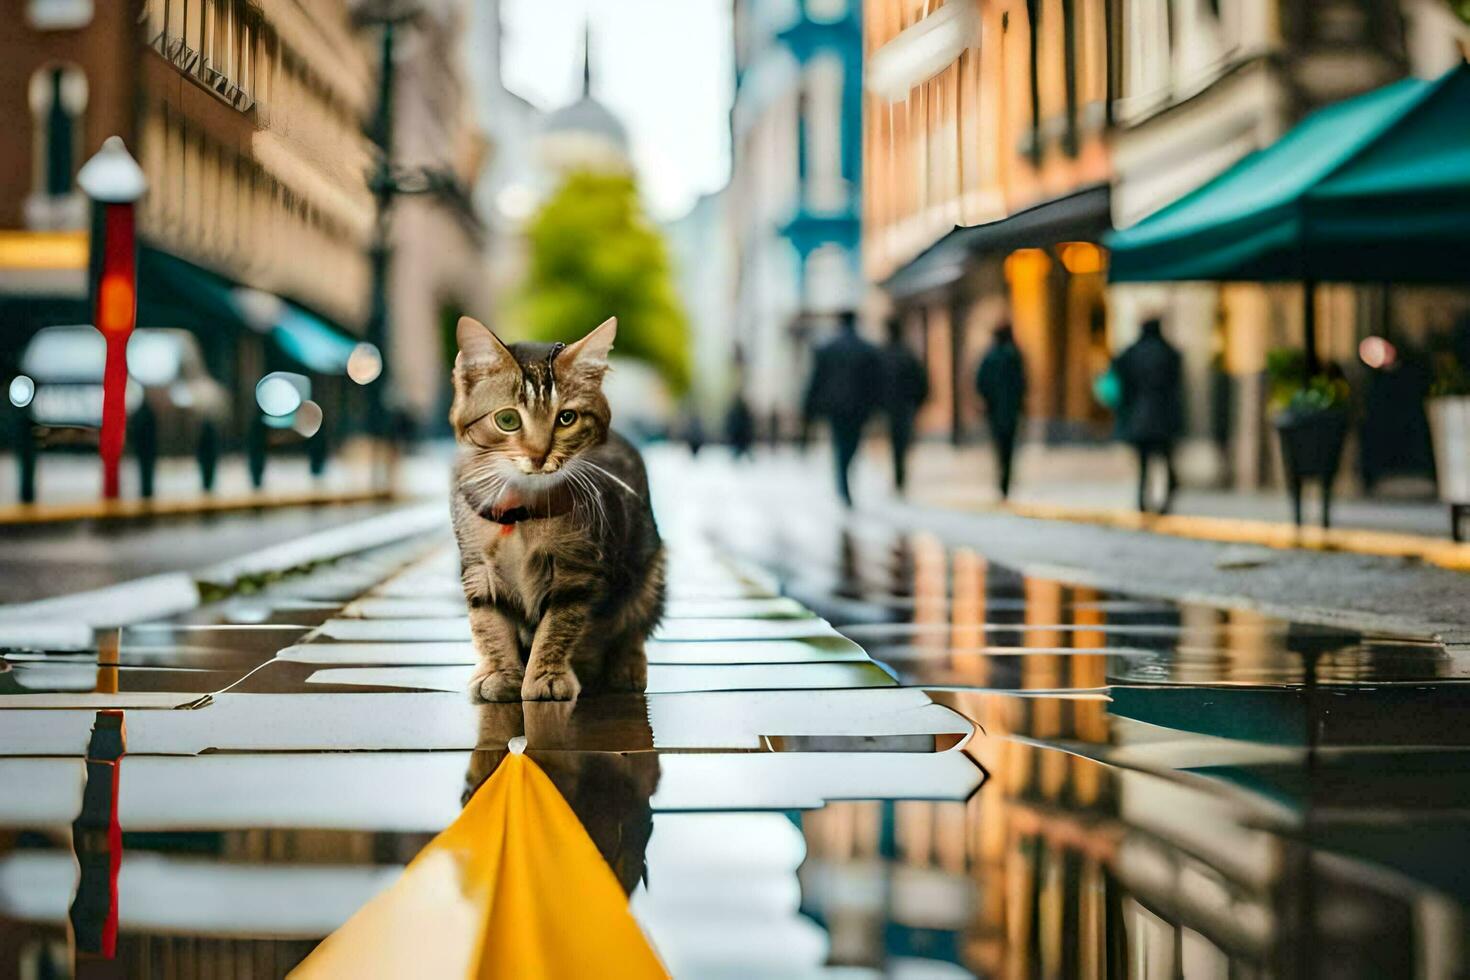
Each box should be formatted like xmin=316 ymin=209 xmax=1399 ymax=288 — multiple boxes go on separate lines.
xmin=1446 ymin=0 xmax=1470 ymax=24
xmin=514 ymin=170 xmax=691 ymax=393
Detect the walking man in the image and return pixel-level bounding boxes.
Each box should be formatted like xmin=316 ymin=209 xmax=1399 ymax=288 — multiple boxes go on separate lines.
xmin=975 ymin=323 xmax=1026 ymax=499
xmin=879 ymin=317 xmax=929 ymax=495
xmin=804 ymin=311 xmax=884 ymax=507
xmin=1113 ymin=317 xmax=1185 ymax=513
xmin=724 ymin=391 xmax=755 ymax=460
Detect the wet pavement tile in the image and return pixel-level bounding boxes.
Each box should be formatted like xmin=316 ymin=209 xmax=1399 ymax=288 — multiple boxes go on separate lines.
xmin=299 ymin=660 xmax=897 ymax=694
xmin=5 ymin=495 xmax=1469 ymax=977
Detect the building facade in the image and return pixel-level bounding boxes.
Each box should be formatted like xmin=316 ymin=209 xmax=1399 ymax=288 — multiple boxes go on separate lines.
xmin=864 ymin=0 xmax=1470 ymax=486
xmin=1109 ymin=0 xmax=1470 ymax=488
xmin=0 ymin=0 xmax=378 ymax=442
xmin=862 ymin=0 xmax=1115 ymax=445
xmin=380 ymin=0 xmax=487 ymax=429
xmin=730 ymin=0 xmax=864 ymax=437
xmin=665 ymin=187 xmax=738 ymax=425
xmin=1 ymin=0 xmax=489 ymax=442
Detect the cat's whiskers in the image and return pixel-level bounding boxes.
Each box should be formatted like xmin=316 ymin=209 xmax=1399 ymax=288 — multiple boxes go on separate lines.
xmin=562 ymin=461 xmax=604 ymax=538
xmin=575 ymin=458 xmax=640 ymax=499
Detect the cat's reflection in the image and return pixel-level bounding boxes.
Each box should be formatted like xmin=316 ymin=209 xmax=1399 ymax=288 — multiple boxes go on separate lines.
xmin=463 ymin=697 xmax=661 ymax=895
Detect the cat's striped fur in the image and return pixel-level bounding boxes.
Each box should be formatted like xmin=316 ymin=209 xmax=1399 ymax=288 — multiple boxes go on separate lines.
xmin=449 ymin=316 xmax=665 ymax=702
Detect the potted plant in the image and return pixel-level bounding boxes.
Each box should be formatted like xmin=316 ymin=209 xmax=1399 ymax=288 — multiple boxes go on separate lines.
xmin=1267 ymin=348 xmax=1351 ymax=527
xmin=1426 ymin=339 xmax=1470 ymax=540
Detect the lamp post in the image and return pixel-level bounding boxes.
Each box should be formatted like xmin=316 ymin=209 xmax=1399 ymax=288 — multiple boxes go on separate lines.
xmin=77 ymin=137 xmax=146 ymax=500
xmin=353 ymin=0 xmax=458 ymax=446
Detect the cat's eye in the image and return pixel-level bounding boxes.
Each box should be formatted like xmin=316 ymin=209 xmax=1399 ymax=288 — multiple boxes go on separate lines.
xmin=556 ymin=409 xmax=578 ymax=427
xmin=493 ymin=409 xmax=522 ymax=432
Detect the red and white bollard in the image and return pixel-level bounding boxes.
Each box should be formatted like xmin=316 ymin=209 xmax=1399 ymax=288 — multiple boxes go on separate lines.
xmin=77 ymin=137 xmax=146 ymax=500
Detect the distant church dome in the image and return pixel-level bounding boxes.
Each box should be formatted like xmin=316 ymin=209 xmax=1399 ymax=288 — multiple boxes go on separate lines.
xmin=539 ymin=26 xmax=631 ymax=172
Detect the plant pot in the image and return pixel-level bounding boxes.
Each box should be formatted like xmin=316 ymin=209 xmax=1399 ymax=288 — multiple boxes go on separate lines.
xmin=1427 ymin=395 xmax=1470 ymax=540
xmin=1428 ymin=396 xmax=1470 ymax=503
xmin=1274 ymin=408 xmax=1349 ymax=482
xmin=1273 ymin=408 xmax=1349 ymax=527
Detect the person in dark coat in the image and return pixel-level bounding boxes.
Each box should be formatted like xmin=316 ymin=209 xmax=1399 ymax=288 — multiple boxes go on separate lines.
xmin=804 ymin=311 xmax=884 ymax=506
xmin=975 ymin=323 xmax=1026 ymax=499
xmin=724 ymin=392 xmax=755 ymax=460
xmin=1113 ymin=317 xmax=1185 ymax=513
xmin=879 ymin=317 xmax=929 ymax=494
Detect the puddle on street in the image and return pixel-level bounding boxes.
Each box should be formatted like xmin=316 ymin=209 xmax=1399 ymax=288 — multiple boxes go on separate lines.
xmin=1 ymin=512 xmax=1466 ymax=977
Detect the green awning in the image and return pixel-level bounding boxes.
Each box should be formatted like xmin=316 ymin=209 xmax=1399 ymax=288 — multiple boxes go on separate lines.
xmin=271 ymin=303 xmax=359 ymax=375
xmin=138 ymin=246 xmax=251 ymax=332
xmin=1107 ymin=63 xmax=1470 ymax=284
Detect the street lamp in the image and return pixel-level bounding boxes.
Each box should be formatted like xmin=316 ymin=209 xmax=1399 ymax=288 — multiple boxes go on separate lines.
xmin=76 ymin=136 xmax=146 ymax=500
xmin=353 ymin=0 xmax=461 ymax=447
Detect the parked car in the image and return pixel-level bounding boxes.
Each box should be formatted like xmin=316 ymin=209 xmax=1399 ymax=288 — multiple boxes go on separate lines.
xmin=10 ymin=325 xmax=229 ymax=499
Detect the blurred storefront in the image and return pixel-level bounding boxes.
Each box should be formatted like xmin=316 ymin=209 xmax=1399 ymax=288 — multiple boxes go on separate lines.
xmin=730 ymin=0 xmax=865 ymax=438
xmin=862 ymin=0 xmax=1115 ymax=445
xmin=0 ymin=0 xmax=487 ymax=446
xmin=0 ymin=0 xmax=377 ymax=445
xmin=864 ymin=0 xmax=1470 ymax=485
xmin=1108 ymin=0 xmax=1470 ymax=489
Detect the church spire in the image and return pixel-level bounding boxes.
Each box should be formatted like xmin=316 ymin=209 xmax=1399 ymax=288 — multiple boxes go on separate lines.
xmin=581 ymin=21 xmax=592 ymax=97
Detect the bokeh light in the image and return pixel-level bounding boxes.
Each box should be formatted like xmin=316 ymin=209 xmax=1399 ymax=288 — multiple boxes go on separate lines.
xmin=1359 ymin=335 xmax=1397 ymax=370
xmin=347 ymin=342 xmax=383 ymax=385
xmin=8 ymin=375 xmax=35 ymax=408
xmin=292 ymin=399 xmax=324 ymax=438
xmin=255 ymin=372 xmax=305 ymax=417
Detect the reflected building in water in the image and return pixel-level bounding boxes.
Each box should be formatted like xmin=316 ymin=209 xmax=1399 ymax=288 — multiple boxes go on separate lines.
xmin=793 ymin=528 xmax=1468 ymax=977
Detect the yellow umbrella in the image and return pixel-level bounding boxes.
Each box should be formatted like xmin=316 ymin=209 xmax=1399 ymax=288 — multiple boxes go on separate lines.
xmin=291 ymin=744 xmax=668 ymax=979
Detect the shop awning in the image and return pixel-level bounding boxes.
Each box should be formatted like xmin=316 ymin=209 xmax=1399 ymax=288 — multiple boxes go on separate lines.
xmin=1108 ymin=63 xmax=1470 ymax=284
xmin=883 ymin=184 xmax=1111 ymax=300
xmin=138 ymin=247 xmax=252 ymax=333
xmin=270 ymin=303 xmax=359 ymax=375
xmin=145 ymin=251 xmax=360 ymax=375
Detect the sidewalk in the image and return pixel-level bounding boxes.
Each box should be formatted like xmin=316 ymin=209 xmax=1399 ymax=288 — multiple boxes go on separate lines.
xmin=0 ymin=489 xmax=982 ymax=976
xmin=682 ymin=446 xmax=1470 ymax=640
xmin=900 ymin=440 xmax=1451 ymax=538
xmin=0 ymin=443 xmax=417 ymax=524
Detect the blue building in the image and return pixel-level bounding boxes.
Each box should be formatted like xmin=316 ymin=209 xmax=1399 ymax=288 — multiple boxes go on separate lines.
xmin=729 ymin=0 xmax=863 ymax=434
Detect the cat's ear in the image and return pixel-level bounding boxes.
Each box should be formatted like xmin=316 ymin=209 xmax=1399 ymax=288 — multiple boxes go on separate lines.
xmin=562 ymin=316 xmax=617 ymax=373
xmin=456 ymin=316 xmax=512 ymax=369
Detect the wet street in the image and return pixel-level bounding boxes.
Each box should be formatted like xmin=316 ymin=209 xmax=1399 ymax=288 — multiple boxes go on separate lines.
xmin=1 ymin=454 xmax=1467 ymax=978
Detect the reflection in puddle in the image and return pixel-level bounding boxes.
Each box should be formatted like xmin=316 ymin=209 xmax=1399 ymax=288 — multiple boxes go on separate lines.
xmin=709 ymin=517 xmax=1470 ymax=976
xmin=3 ymin=496 xmax=1467 ymax=977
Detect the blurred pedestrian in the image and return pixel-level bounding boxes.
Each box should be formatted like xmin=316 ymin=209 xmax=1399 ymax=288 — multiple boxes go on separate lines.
xmin=879 ymin=317 xmax=929 ymax=494
xmin=975 ymin=323 xmax=1026 ymax=499
xmin=724 ymin=392 xmax=755 ymax=460
xmin=1113 ymin=317 xmax=1184 ymax=513
xmin=804 ymin=311 xmax=883 ymax=506
xmin=682 ymin=405 xmax=706 ymax=456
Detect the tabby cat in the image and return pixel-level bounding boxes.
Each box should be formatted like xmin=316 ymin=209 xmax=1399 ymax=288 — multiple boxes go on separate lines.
xmin=450 ymin=315 xmax=665 ymax=702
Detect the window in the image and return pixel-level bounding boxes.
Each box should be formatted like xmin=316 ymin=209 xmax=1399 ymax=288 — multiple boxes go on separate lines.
xmin=26 ymin=0 xmax=92 ymax=30
xmin=25 ymin=64 xmax=87 ymax=229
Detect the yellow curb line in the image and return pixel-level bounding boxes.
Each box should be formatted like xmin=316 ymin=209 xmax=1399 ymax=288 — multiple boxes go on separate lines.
xmin=947 ymin=498 xmax=1470 ymax=573
xmin=0 ymin=487 xmax=400 ymax=526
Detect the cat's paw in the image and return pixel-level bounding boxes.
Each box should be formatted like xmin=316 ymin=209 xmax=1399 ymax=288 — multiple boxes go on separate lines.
xmin=603 ymin=655 xmax=647 ymax=693
xmin=522 ymin=666 xmax=581 ymax=702
xmin=469 ymin=667 xmax=525 ymax=703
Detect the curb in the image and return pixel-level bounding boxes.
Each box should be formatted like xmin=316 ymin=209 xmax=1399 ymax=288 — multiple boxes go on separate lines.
xmin=984 ymin=499 xmax=1470 ymax=573
xmin=0 ymin=502 xmax=447 ymax=632
xmin=0 ymin=487 xmax=398 ymax=527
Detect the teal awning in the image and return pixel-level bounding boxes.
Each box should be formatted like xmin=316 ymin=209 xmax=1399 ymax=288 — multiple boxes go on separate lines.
xmin=271 ymin=303 xmax=359 ymax=375
xmin=1107 ymin=63 xmax=1470 ymax=284
xmin=138 ymin=247 xmax=251 ymax=332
